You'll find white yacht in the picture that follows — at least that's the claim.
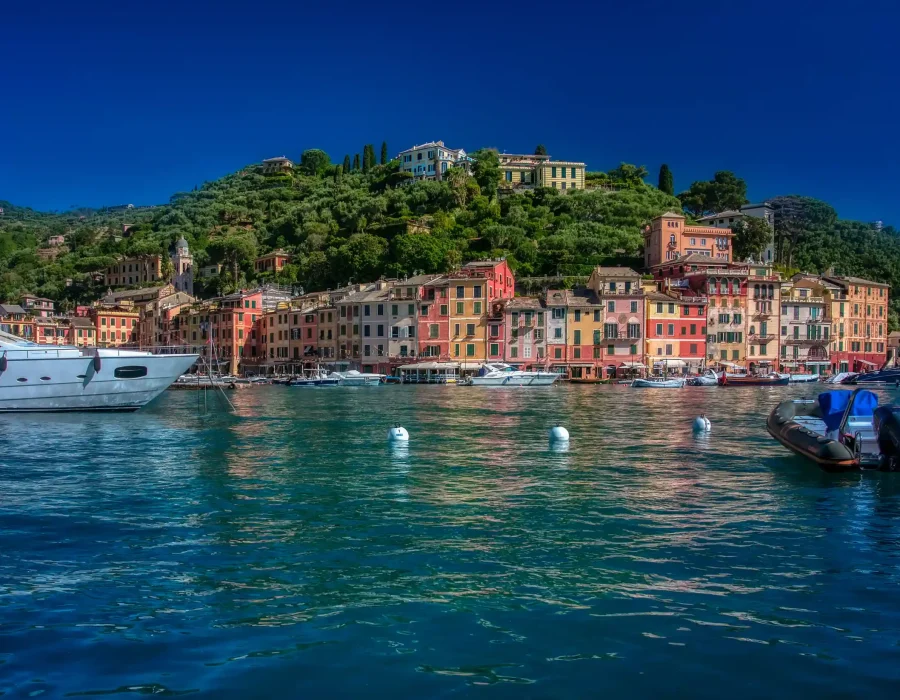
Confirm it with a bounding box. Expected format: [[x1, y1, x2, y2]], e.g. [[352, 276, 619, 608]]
[[464, 363, 558, 386], [332, 369, 383, 386], [0, 330, 198, 412]]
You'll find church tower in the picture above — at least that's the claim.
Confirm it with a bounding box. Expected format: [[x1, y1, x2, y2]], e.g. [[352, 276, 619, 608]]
[[172, 236, 194, 295]]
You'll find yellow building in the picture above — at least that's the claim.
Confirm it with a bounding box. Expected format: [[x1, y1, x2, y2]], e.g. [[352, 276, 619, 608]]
[[498, 153, 586, 193], [746, 265, 781, 371], [448, 276, 489, 361]]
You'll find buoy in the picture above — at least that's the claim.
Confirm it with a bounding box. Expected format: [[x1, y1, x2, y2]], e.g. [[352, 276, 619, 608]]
[[693, 415, 711, 432], [549, 426, 570, 442], [388, 425, 409, 442]]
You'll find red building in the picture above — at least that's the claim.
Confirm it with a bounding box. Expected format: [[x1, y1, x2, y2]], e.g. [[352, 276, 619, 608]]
[[644, 291, 707, 372], [417, 277, 451, 358]]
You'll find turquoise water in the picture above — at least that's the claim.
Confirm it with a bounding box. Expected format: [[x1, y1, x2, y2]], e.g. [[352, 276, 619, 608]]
[[2, 385, 900, 698]]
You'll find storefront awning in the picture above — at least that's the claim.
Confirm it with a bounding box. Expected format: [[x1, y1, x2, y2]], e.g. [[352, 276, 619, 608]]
[[805, 361, 831, 365], [619, 361, 645, 368], [654, 359, 686, 368], [858, 359, 877, 366]]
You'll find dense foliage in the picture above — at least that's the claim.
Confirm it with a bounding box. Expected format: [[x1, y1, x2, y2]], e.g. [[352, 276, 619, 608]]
[[1, 153, 897, 329]]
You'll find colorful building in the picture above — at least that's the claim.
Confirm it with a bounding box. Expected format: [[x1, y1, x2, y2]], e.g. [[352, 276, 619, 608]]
[[21, 295, 56, 317], [446, 260, 515, 362], [102, 255, 163, 287], [502, 297, 546, 367], [587, 267, 645, 378], [778, 276, 835, 375], [747, 265, 781, 372], [497, 152, 586, 193], [93, 302, 140, 348], [644, 292, 706, 373], [643, 213, 733, 268], [545, 289, 569, 373], [822, 275, 890, 373], [397, 141, 467, 181], [254, 250, 290, 274]]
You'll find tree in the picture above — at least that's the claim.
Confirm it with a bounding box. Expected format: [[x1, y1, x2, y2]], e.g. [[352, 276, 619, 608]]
[[444, 167, 471, 208], [362, 144, 376, 172], [534, 144, 547, 156], [342, 155, 351, 173], [470, 149, 502, 197], [209, 232, 258, 289], [658, 164, 674, 196], [299, 149, 331, 177], [677, 171, 748, 216], [380, 141, 388, 165], [333, 165, 343, 185], [731, 216, 772, 262], [352, 153, 360, 171], [608, 163, 648, 187], [770, 195, 837, 267]]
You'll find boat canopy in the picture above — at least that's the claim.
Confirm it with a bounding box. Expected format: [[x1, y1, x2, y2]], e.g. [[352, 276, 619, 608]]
[[819, 390, 878, 431]]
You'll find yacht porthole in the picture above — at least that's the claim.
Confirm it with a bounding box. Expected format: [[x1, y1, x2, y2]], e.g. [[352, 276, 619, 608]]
[[40, 377, 51, 381], [16, 378, 27, 382]]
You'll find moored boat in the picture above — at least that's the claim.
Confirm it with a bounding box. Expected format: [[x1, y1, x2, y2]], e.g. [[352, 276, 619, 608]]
[[718, 373, 789, 386], [847, 368, 900, 385], [766, 389, 899, 471], [332, 369, 383, 386], [688, 370, 719, 386], [463, 363, 558, 386], [631, 376, 685, 388], [0, 330, 197, 412]]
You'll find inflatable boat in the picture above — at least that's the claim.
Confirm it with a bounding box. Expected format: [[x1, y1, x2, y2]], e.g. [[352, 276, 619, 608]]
[[767, 389, 900, 471]]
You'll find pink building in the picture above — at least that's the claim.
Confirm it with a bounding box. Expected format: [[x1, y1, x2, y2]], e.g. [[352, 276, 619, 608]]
[[643, 212, 733, 269], [417, 277, 451, 358], [501, 297, 546, 367]]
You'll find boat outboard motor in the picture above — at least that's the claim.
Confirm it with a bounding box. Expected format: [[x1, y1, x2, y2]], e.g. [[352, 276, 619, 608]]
[[874, 406, 900, 471]]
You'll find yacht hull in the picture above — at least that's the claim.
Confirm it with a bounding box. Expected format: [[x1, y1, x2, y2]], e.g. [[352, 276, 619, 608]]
[[0, 353, 197, 412], [467, 374, 558, 386]]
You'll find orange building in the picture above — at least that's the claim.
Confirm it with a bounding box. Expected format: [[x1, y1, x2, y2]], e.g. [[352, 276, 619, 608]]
[[93, 303, 140, 347], [643, 212, 733, 269], [254, 250, 290, 274], [822, 275, 890, 373]]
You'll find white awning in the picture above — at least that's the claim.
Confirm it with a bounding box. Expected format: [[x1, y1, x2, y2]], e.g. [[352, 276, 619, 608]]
[[858, 359, 877, 366], [715, 361, 744, 369], [398, 361, 459, 371], [619, 361, 645, 368], [654, 359, 686, 368], [805, 361, 831, 366]]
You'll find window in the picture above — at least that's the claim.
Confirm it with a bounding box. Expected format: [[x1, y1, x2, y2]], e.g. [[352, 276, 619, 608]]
[[377, 325, 384, 337], [607, 344, 614, 355], [607, 301, 615, 312], [656, 303, 663, 314], [466, 344, 475, 357], [627, 324, 640, 339], [667, 323, 674, 336], [593, 310, 601, 322], [604, 323, 617, 339], [440, 305, 448, 316], [574, 310, 581, 322], [473, 286, 482, 299], [631, 301, 638, 313], [554, 328, 562, 339], [656, 323, 663, 335], [113, 366, 148, 379], [593, 330, 601, 344], [454, 323, 460, 337], [408, 304, 415, 315], [456, 302, 464, 314], [574, 330, 581, 344], [490, 343, 499, 356], [473, 302, 482, 314], [429, 324, 439, 338], [466, 323, 475, 336], [665, 344, 673, 356], [456, 285, 465, 298], [551, 166, 557, 177], [552, 308, 565, 319], [573, 347, 580, 359], [363, 325, 371, 337], [421, 305, 429, 316]]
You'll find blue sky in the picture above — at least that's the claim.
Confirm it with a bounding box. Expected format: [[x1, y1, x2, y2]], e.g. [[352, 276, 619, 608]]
[[1, 0, 897, 224]]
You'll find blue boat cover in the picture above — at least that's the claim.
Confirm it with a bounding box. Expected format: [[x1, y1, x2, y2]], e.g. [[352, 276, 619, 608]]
[[819, 390, 878, 431]]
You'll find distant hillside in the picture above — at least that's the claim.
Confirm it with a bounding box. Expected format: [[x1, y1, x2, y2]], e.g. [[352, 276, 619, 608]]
[[1, 152, 897, 329]]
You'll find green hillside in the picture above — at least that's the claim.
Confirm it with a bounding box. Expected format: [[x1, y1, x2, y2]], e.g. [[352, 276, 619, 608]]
[[1, 150, 898, 329]]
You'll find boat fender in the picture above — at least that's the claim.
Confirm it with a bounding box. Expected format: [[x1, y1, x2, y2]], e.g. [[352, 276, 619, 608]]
[[693, 415, 711, 432], [0, 351, 6, 372], [549, 426, 570, 442], [388, 425, 409, 442], [93, 352, 101, 373]]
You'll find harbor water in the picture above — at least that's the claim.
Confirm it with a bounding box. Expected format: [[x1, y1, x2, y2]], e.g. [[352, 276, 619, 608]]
[[2, 385, 900, 697]]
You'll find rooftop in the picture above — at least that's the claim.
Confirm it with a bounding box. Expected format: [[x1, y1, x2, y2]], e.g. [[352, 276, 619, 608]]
[[506, 297, 544, 310], [822, 275, 891, 289], [592, 266, 641, 278], [0, 304, 27, 315], [262, 156, 293, 163], [697, 210, 743, 221], [658, 211, 686, 219], [565, 288, 603, 307]]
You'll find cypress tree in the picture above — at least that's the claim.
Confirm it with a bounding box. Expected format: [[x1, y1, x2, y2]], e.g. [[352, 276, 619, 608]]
[[333, 165, 342, 185], [534, 144, 547, 156], [380, 141, 388, 165], [342, 154, 351, 173], [352, 153, 360, 171], [362, 145, 370, 172], [658, 164, 674, 196]]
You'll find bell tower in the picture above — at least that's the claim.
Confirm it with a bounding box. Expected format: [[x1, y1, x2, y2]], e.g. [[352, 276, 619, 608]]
[[172, 236, 194, 295]]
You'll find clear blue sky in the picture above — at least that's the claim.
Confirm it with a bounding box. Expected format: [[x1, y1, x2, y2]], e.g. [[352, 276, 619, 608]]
[[2, 0, 897, 224]]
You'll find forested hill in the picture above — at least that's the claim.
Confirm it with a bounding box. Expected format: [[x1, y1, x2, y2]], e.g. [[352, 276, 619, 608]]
[[1, 150, 898, 328]]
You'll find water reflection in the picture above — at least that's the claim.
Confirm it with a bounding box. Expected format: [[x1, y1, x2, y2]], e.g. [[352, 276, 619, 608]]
[[2, 384, 900, 698]]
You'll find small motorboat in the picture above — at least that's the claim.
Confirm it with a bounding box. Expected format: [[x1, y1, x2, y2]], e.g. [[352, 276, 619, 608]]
[[289, 367, 340, 386], [847, 368, 900, 386], [333, 370, 383, 386], [631, 376, 685, 388], [767, 389, 900, 471], [789, 374, 820, 384], [688, 370, 719, 386], [718, 373, 789, 386], [825, 372, 858, 385]]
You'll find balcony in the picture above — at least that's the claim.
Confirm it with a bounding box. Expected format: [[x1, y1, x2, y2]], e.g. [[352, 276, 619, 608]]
[[594, 331, 641, 341], [790, 296, 825, 304], [783, 338, 829, 346], [749, 333, 777, 342], [752, 311, 773, 320]]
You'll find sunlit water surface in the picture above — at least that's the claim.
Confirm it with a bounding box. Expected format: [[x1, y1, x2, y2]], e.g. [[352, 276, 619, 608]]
[[2, 385, 900, 698]]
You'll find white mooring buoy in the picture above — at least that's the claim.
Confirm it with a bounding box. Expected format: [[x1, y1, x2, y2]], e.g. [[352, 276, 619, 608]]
[[693, 415, 711, 433], [388, 425, 409, 442], [549, 426, 570, 442]]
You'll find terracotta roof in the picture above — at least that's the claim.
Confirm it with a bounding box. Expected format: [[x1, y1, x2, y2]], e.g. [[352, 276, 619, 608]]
[[822, 275, 891, 289], [506, 297, 544, 310], [645, 291, 687, 303], [403, 274, 443, 285], [546, 289, 567, 305], [658, 211, 686, 219], [70, 316, 94, 328], [462, 259, 505, 269], [591, 266, 640, 278], [565, 288, 603, 307], [0, 304, 26, 315]]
